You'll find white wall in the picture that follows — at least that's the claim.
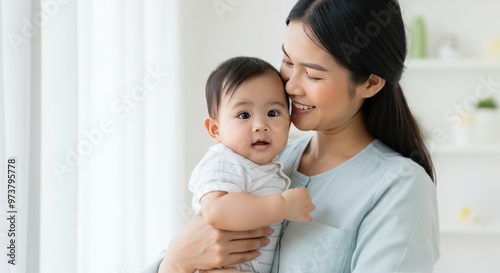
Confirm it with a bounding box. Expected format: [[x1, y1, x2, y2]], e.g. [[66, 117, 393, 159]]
[[401, 0, 500, 134], [401, 0, 500, 58], [400, 1, 500, 273]]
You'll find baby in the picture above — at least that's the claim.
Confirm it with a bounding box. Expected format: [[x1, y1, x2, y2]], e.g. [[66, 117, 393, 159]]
[[189, 56, 314, 272]]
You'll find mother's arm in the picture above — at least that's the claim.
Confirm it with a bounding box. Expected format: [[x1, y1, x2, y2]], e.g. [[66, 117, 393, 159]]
[[143, 212, 272, 273]]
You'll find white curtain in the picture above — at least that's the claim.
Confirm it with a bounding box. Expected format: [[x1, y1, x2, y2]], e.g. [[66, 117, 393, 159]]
[[0, 0, 189, 272], [1, 0, 41, 273], [74, 0, 184, 272]]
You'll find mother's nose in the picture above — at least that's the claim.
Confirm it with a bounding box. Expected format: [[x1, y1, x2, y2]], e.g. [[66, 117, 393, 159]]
[[284, 71, 303, 96]]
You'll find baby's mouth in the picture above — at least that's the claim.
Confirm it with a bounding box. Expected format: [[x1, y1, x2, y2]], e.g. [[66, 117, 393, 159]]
[[252, 140, 269, 146]]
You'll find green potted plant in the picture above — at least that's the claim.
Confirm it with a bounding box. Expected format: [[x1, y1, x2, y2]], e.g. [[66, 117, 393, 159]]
[[474, 97, 499, 143], [476, 97, 497, 109]]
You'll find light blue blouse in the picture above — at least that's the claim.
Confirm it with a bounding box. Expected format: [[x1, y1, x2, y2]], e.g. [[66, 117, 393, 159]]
[[271, 137, 440, 273], [141, 137, 440, 273]]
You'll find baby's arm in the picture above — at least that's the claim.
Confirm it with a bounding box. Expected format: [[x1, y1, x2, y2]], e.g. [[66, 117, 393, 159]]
[[201, 188, 314, 231]]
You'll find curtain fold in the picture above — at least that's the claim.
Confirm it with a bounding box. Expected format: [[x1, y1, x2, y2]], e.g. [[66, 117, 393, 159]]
[[76, 0, 183, 272], [1, 0, 41, 272]]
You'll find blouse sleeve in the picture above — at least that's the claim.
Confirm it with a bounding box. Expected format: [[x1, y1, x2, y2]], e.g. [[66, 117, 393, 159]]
[[351, 162, 440, 273]]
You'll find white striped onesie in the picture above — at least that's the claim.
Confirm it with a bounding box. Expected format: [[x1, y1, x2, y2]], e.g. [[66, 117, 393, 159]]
[[189, 143, 290, 273]]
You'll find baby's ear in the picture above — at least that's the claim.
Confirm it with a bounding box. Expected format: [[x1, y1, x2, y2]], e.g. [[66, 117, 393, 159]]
[[204, 117, 221, 142]]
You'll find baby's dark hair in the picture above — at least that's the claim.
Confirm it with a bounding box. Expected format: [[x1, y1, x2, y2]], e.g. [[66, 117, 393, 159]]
[[205, 56, 285, 118]]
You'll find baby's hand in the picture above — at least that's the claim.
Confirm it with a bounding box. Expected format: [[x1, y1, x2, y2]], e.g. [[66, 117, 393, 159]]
[[281, 188, 315, 222]]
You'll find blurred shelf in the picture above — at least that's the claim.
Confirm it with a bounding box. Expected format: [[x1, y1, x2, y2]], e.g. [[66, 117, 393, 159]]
[[441, 224, 500, 235], [432, 143, 500, 155], [406, 58, 500, 70]]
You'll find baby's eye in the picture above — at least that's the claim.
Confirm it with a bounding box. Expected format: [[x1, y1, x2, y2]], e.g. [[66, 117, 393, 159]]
[[267, 110, 280, 117], [238, 112, 251, 119]]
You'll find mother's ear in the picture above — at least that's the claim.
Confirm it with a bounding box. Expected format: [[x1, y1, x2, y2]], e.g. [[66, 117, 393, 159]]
[[359, 74, 386, 98], [204, 117, 221, 142]]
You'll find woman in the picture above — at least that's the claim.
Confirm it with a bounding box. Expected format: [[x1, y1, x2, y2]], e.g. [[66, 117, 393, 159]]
[[150, 0, 440, 272]]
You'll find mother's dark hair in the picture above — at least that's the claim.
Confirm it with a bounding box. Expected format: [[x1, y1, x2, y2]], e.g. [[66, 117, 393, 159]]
[[287, 0, 435, 182]]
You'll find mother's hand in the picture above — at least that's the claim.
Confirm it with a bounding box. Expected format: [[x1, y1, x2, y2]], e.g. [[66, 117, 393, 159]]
[[158, 212, 273, 273]]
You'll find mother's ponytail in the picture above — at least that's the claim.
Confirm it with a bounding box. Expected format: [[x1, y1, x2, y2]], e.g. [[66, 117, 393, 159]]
[[363, 83, 435, 182]]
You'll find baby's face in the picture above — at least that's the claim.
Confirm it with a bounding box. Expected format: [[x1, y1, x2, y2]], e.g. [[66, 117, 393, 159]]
[[216, 71, 290, 165]]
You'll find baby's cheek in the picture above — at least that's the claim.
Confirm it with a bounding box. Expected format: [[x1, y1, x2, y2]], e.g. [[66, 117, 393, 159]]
[[272, 118, 291, 132]]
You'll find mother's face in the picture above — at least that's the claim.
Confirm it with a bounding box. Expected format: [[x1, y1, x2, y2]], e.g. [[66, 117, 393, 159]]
[[279, 22, 366, 133]]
